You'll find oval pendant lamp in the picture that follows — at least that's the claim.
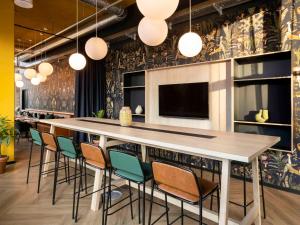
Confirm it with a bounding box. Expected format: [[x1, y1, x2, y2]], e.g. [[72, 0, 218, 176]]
[[69, 0, 86, 70], [178, 0, 202, 57], [85, 0, 108, 60]]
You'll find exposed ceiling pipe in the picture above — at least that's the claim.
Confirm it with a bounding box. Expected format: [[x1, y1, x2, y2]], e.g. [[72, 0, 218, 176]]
[[80, 0, 125, 16], [17, 0, 126, 62]]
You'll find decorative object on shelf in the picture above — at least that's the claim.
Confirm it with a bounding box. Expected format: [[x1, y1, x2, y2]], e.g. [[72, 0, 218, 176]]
[[38, 62, 53, 76], [14, 0, 33, 9], [85, 0, 108, 60], [293, 66, 300, 88], [93, 109, 105, 118], [69, 0, 86, 70], [136, 0, 179, 20], [15, 80, 24, 88], [119, 107, 132, 127], [178, 0, 202, 57], [138, 17, 168, 46], [135, 105, 143, 115], [0, 116, 14, 174], [255, 109, 269, 123], [24, 68, 37, 79]]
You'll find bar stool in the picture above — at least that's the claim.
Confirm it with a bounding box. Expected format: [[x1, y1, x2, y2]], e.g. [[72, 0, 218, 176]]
[[74, 143, 110, 223], [55, 136, 82, 219], [149, 161, 220, 225], [106, 149, 153, 225]]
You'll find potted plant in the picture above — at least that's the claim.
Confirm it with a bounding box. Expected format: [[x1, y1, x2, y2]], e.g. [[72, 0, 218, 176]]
[[0, 116, 14, 174]]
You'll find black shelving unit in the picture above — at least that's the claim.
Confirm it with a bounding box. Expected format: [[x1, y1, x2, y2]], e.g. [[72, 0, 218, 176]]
[[233, 51, 292, 152], [123, 70, 145, 122]]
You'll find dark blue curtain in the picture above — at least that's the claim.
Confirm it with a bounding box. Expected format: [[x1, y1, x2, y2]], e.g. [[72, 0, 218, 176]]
[[74, 41, 106, 142]]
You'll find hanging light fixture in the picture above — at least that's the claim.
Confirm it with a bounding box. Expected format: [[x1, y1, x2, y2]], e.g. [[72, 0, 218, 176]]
[[24, 68, 37, 79], [136, 0, 179, 20], [37, 73, 47, 82], [178, 0, 202, 57], [38, 62, 53, 76], [69, 0, 86, 70], [85, 0, 108, 60], [138, 17, 168, 46], [16, 80, 24, 88], [31, 76, 41, 86], [14, 0, 33, 9], [15, 73, 22, 82]]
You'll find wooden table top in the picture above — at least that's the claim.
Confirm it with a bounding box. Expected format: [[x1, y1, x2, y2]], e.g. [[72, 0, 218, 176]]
[[40, 117, 280, 163]]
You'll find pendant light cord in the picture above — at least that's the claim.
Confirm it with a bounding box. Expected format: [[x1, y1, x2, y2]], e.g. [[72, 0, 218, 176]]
[[96, 0, 98, 37], [189, 0, 192, 32], [76, 0, 79, 53]]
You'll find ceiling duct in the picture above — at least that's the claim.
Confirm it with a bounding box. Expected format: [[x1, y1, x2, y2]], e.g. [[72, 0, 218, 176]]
[[17, 0, 126, 63], [80, 0, 125, 17]]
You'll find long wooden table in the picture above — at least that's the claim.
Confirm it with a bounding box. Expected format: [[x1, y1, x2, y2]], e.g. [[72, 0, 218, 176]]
[[40, 117, 280, 225]]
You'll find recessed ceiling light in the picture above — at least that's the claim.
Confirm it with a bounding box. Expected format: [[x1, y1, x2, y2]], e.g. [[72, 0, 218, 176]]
[[43, 27, 48, 31], [14, 0, 33, 9]]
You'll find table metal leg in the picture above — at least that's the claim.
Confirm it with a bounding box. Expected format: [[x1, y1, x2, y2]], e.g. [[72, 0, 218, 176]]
[[252, 157, 262, 225], [43, 125, 55, 178], [91, 135, 107, 211], [141, 145, 147, 162], [219, 159, 231, 225]]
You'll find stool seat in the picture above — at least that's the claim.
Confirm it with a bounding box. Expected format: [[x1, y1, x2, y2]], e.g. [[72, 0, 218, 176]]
[[158, 178, 218, 203], [115, 162, 152, 183]]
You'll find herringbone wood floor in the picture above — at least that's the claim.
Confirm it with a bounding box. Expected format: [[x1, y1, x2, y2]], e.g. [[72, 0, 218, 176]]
[[0, 139, 300, 225]]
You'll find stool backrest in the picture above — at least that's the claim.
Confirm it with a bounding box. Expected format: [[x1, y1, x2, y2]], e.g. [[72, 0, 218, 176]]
[[30, 128, 42, 146], [57, 136, 78, 158], [152, 161, 200, 198], [109, 150, 144, 178], [81, 143, 106, 167], [41, 132, 57, 151]]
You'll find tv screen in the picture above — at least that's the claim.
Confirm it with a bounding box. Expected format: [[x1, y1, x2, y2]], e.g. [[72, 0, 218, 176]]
[[159, 82, 209, 118]]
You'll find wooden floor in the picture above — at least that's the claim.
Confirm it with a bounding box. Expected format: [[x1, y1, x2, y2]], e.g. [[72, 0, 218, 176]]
[[0, 139, 300, 225]]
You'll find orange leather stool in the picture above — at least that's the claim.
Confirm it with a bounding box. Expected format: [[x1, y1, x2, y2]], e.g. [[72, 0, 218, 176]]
[[149, 161, 220, 225]]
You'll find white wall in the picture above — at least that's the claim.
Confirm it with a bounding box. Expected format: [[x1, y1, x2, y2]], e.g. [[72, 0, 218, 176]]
[[145, 60, 232, 131]]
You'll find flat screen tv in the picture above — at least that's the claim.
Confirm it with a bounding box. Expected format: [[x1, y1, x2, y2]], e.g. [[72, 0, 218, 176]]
[[159, 82, 209, 119]]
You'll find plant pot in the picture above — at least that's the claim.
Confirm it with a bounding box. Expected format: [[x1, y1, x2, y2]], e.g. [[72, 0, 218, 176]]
[[0, 155, 8, 174]]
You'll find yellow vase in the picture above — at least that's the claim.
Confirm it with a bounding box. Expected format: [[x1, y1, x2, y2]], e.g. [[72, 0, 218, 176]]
[[262, 109, 269, 122], [255, 109, 266, 123], [119, 107, 132, 127]]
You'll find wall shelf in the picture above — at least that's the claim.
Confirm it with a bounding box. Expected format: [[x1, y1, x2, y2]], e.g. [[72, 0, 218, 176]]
[[132, 114, 145, 117], [234, 76, 291, 82], [234, 120, 291, 127], [123, 86, 145, 89]]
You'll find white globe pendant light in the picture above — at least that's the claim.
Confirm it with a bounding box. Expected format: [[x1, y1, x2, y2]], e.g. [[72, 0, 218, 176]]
[[69, 53, 87, 70], [38, 62, 53, 76], [69, 0, 86, 70], [16, 80, 24, 88], [15, 73, 22, 81], [136, 0, 179, 20], [37, 73, 47, 82], [178, 0, 202, 57], [178, 32, 203, 57], [31, 76, 41, 86], [14, 0, 33, 9], [24, 68, 37, 79], [85, 0, 108, 60], [138, 17, 168, 46]]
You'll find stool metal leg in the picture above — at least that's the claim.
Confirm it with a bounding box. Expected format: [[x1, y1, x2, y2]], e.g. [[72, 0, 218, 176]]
[[101, 169, 107, 225], [63, 155, 68, 183], [199, 199, 203, 225], [52, 151, 60, 205], [72, 158, 78, 219], [67, 158, 70, 184], [181, 200, 184, 225], [259, 160, 266, 218], [243, 164, 247, 216], [84, 161, 88, 194], [75, 158, 83, 222], [128, 180, 134, 220], [104, 169, 112, 225], [165, 194, 169, 225], [37, 145, 44, 193], [138, 184, 141, 224], [143, 183, 146, 225], [26, 141, 34, 183]]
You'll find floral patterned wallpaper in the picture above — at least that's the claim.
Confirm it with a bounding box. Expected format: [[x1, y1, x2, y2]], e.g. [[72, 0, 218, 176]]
[[106, 0, 300, 193]]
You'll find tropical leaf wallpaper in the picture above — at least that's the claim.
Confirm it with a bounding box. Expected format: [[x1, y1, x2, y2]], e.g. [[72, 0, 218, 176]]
[[106, 0, 300, 192]]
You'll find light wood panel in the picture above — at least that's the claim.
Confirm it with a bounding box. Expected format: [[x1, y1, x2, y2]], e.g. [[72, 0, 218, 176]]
[[0, 141, 300, 225], [145, 60, 231, 131]]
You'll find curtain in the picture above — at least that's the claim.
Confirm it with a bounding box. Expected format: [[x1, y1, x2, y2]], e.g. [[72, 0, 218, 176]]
[[74, 41, 106, 142]]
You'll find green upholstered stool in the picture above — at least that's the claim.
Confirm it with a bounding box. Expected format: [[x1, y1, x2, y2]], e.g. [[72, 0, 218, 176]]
[[105, 150, 153, 225], [56, 136, 82, 220]]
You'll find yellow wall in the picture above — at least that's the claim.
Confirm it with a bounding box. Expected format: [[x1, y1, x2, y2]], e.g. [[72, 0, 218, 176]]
[[0, 0, 15, 161]]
